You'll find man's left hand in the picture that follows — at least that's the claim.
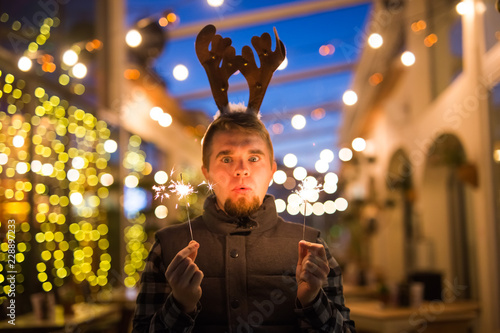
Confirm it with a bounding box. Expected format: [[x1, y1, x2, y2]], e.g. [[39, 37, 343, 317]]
[[296, 240, 330, 307]]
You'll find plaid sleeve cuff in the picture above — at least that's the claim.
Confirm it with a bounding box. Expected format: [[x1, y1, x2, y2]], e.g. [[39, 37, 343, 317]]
[[160, 294, 201, 332], [294, 289, 332, 328]]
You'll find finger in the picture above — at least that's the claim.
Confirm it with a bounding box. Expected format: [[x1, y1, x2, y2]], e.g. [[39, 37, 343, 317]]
[[298, 240, 309, 264], [303, 260, 329, 280], [166, 242, 199, 277], [166, 257, 191, 283], [303, 243, 327, 259], [187, 240, 199, 261], [305, 254, 330, 275], [191, 269, 204, 286], [179, 260, 199, 287]]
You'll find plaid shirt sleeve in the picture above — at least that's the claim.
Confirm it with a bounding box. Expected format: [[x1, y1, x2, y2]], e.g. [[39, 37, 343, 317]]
[[294, 238, 356, 333], [132, 240, 201, 333]]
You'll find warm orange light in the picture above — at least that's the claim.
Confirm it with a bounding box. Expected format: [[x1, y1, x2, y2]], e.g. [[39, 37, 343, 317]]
[[319, 44, 335, 56], [124, 69, 140, 80], [167, 13, 177, 23], [42, 62, 56, 72], [424, 33, 438, 47], [411, 20, 427, 32], [92, 39, 102, 49], [311, 108, 326, 120], [159, 17, 169, 27], [369, 72, 383, 86]]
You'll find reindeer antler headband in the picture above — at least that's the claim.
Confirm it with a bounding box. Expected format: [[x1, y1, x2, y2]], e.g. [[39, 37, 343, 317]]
[[195, 24, 286, 116]]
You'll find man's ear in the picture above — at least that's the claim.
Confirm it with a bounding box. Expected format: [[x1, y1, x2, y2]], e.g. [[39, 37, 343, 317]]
[[272, 160, 277, 174], [201, 165, 209, 180]]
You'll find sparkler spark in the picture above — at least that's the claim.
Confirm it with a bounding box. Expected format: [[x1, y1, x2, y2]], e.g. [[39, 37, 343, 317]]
[[152, 169, 215, 242], [295, 177, 323, 239], [152, 185, 170, 201], [198, 180, 216, 194], [169, 174, 196, 240]]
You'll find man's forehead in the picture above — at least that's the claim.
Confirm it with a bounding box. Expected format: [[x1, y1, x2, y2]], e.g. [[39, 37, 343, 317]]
[[212, 131, 269, 152]]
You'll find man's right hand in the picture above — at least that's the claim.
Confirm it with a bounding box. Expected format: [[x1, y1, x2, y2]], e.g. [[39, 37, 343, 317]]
[[165, 240, 204, 313]]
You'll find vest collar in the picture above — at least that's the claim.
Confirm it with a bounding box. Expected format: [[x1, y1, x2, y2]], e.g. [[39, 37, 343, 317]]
[[202, 194, 279, 235]]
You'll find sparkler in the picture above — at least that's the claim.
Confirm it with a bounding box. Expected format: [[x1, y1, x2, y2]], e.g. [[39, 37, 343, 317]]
[[169, 173, 196, 240], [295, 177, 322, 239]]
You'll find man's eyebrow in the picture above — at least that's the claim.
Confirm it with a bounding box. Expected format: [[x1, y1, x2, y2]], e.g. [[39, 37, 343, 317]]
[[215, 149, 265, 158], [249, 149, 265, 155], [215, 150, 232, 158]]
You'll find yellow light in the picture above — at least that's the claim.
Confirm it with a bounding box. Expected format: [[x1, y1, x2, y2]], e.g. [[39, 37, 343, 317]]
[[41, 250, 51, 261], [368, 33, 383, 49], [335, 197, 348, 211], [338, 148, 353, 162], [42, 282, 52, 292], [126, 29, 142, 47], [173, 64, 189, 81], [155, 205, 168, 219], [37, 263, 47, 272], [72, 63, 87, 79], [13, 135, 24, 147], [41, 163, 54, 176], [324, 200, 336, 214], [124, 175, 139, 188], [154, 171, 169, 184], [352, 137, 367, 151], [0, 153, 8, 165], [149, 107, 163, 121], [207, 0, 224, 7], [401, 51, 416, 67], [343, 90, 358, 106], [291, 114, 306, 130], [283, 153, 297, 168], [293, 166, 307, 181], [72, 156, 85, 169], [69, 192, 83, 205], [320, 149, 334, 162], [315, 160, 329, 173], [456, 1, 473, 15], [62, 49, 78, 66], [38, 272, 48, 282], [97, 224, 109, 235], [104, 139, 117, 153], [18, 56, 32, 72], [273, 170, 287, 184], [16, 162, 28, 174]]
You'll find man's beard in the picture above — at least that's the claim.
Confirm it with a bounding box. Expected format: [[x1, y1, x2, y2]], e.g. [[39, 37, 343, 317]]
[[223, 196, 261, 218]]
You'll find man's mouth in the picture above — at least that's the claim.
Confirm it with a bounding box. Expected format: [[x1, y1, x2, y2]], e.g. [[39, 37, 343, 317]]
[[232, 185, 252, 193]]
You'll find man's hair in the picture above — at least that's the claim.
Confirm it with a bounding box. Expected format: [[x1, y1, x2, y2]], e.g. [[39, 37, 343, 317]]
[[201, 112, 274, 170]]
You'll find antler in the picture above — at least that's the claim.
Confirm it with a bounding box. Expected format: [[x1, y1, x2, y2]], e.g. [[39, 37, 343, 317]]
[[195, 25, 238, 113], [236, 27, 286, 114]]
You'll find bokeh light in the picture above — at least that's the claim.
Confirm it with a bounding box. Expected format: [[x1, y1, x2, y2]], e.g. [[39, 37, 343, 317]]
[[291, 114, 306, 130]]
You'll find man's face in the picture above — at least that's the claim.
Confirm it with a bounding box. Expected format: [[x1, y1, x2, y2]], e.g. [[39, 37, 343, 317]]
[[202, 129, 277, 217]]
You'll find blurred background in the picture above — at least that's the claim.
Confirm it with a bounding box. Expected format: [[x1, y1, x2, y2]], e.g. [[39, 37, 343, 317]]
[[0, 0, 499, 332]]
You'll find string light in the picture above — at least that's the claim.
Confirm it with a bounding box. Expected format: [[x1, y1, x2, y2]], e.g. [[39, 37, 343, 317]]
[[343, 90, 358, 106], [126, 29, 142, 47], [173, 64, 189, 81]]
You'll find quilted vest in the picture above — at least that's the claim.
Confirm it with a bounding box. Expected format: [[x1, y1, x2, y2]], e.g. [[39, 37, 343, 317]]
[[156, 195, 320, 333]]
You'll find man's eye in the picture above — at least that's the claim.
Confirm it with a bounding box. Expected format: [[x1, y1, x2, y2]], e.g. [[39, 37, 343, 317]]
[[222, 157, 232, 163], [249, 156, 260, 162]]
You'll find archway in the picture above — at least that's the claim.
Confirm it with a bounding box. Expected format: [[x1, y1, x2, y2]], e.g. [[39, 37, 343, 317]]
[[421, 133, 474, 300]]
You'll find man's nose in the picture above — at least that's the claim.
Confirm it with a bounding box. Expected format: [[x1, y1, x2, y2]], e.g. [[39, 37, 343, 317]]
[[234, 160, 249, 177]]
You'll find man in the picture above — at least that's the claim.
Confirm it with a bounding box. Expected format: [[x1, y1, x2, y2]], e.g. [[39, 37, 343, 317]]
[[132, 111, 355, 332]]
